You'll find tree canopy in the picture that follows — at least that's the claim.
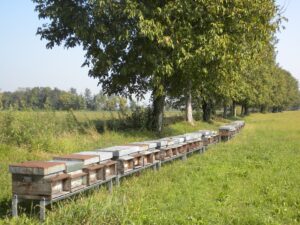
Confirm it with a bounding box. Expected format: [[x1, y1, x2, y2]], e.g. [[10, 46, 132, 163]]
[[32, 0, 300, 131]]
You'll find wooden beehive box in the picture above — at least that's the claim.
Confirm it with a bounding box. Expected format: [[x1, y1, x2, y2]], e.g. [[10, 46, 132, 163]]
[[152, 149, 161, 162], [143, 151, 154, 165], [159, 147, 173, 161], [64, 170, 87, 192], [186, 140, 196, 152], [219, 125, 236, 140], [83, 164, 105, 185], [177, 144, 187, 154], [117, 155, 134, 174], [103, 160, 117, 180], [170, 145, 180, 157], [51, 159, 88, 192], [131, 153, 144, 169], [9, 161, 69, 199]]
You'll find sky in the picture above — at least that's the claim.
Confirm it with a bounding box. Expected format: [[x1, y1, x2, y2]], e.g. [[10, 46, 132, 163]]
[[0, 0, 299, 96]]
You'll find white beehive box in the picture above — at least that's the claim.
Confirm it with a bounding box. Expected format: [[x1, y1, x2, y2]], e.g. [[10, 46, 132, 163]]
[[53, 154, 99, 166], [76, 151, 113, 162], [100, 146, 140, 157]]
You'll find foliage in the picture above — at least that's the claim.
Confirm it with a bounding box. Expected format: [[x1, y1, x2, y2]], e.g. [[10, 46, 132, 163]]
[[0, 87, 128, 111]]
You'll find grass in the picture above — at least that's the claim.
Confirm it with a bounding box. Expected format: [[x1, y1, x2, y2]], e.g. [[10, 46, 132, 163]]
[[0, 111, 300, 224]]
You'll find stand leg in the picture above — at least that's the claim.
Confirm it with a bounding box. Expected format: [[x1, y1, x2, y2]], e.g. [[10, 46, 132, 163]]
[[108, 179, 113, 193], [12, 195, 18, 217], [40, 197, 46, 221], [182, 154, 187, 161], [152, 164, 157, 171], [115, 175, 120, 187], [157, 161, 161, 170]]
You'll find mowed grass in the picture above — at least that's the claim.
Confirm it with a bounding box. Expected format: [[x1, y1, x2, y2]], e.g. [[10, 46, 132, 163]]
[[1, 111, 300, 224]]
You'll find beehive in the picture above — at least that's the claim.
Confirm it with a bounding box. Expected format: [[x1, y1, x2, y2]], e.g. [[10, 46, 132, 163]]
[[178, 143, 187, 154], [117, 155, 134, 174], [159, 147, 173, 161], [9, 161, 68, 199], [219, 125, 236, 140], [170, 145, 180, 156], [83, 164, 105, 185], [131, 153, 144, 169], [142, 151, 154, 165], [103, 160, 117, 180], [152, 149, 161, 162], [64, 170, 87, 192]]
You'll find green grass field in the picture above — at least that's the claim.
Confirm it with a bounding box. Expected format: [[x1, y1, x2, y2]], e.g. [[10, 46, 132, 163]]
[[0, 111, 299, 224]]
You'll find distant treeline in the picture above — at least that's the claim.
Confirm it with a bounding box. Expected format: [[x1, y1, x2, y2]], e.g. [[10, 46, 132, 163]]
[[0, 87, 132, 111]]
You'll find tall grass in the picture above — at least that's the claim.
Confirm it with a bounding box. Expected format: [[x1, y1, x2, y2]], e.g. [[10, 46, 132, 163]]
[[1, 111, 299, 224]]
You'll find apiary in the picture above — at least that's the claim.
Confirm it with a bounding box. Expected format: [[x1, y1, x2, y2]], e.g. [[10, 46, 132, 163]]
[[131, 153, 144, 169], [178, 143, 187, 154], [103, 160, 117, 180], [170, 145, 180, 156], [53, 154, 99, 166], [219, 125, 236, 140], [9, 161, 69, 199], [64, 170, 87, 192], [143, 151, 155, 165], [152, 149, 161, 162], [159, 147, 173, 161], [50, 159, 88, 192], [211, 131, 220, 143], [100, 145, 140, 158], [230, 121, 245, 133], [82, 164, 105, 185], [117, 155, 134, 174]]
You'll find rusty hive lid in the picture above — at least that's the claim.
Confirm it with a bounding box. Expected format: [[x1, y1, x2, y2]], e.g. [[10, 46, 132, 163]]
[[9, 161, 65, 175]]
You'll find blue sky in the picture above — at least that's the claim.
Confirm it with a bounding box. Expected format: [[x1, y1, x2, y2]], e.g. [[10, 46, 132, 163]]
[[0, 0, 299, 95]]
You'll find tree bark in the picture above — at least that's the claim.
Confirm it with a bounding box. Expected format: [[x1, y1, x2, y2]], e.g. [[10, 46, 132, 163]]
[[202, 100, 212, 122], [223, 105, 228, 118], [241, 105, 245, 116], [185, 81, 194, 124], [152, 90, 165, 133], [231, 101, 236, 117], [244, 104, 249, 115]]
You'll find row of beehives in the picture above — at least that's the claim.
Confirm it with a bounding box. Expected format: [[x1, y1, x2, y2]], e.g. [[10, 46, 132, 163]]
[[9, 121, 244, 201], [219, 120, 245, 140]]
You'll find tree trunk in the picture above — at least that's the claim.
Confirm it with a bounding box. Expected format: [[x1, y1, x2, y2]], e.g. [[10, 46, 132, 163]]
[[241, 105, 245, 116], [223, 105, 228, 118], [260, 105, 266, 113], [231, 101, 236, 117], [202, 101, 212, 122], [244, 104, 249, 115], [152, 90, 165, 133], [185, 81, 194, 124]]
